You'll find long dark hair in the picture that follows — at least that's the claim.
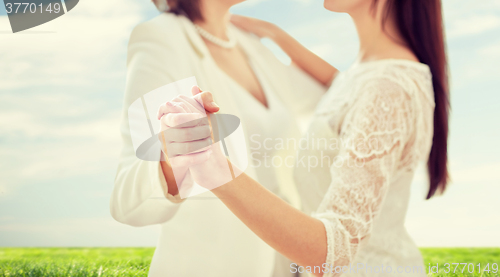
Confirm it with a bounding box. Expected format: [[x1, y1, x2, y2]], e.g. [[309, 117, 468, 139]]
[[378, 0, 450, 199]]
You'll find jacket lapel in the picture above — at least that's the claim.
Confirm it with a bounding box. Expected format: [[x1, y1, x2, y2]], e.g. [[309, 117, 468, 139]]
[[176, 16, 259, 180], [233, 27, 294, 110]]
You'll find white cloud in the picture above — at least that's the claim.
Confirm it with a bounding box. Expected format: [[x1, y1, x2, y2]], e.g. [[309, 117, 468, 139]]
[[407, 178, 500, 247], [0, 185, 10, 197], [479, 40, 500, 57], [0, 217, 160, 246], [451, 162, 500, 184], [0, 0, 159, 248], [447, 14, 500, 39], [0, 0, 143, 90], [292, 0, 313, 5], [0, 0, 146, 196], [287, 15, 358, 69]]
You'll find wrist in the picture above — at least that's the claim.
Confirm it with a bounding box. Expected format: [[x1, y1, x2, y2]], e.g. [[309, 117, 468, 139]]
[[210, 161, 244, 198], [211, 174, 237, 198]]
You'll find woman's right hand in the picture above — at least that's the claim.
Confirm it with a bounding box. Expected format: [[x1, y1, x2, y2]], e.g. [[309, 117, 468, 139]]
[[157, 90, 216, 169], [230, 15, 279, 39], [157, 86, 220, 196], [158, 88, 241, 193]]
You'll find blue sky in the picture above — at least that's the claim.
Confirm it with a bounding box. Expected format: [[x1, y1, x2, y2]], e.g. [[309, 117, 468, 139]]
[[0, 0, 499, 247]]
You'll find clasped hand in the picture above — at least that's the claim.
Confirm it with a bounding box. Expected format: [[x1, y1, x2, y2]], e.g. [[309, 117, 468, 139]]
[[157, 86, 235, 194]]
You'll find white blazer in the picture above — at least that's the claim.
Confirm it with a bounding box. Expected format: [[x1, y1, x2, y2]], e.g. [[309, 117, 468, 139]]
[[110, 13, 325, 277]]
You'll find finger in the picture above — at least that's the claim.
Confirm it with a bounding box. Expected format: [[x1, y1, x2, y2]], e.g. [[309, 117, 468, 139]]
[[191, 85, 202, 96], [230, 15, 256, 31], [230, 14, 249, 26], [167, 137, 213, 157], [163, 113, 206, 127], [193, 91, 220, 113], [177, 94, 205, 113], [169, 149, 212, 168], [162, 125, 211, 142], [171, 96, 201, 112], [157, 101, 187, 120]]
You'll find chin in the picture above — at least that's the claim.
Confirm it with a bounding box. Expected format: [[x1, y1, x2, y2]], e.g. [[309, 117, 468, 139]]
[[323, 0, 339, 12], [229, 0, 246, 6]]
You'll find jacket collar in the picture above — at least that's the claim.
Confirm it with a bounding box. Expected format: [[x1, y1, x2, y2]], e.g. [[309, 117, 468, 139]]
[[177, 15, 210, 59]]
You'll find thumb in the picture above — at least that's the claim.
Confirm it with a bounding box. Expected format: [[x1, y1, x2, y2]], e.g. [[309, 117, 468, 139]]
[[194, 91, 219, 113], [191, 85, 202, 96]]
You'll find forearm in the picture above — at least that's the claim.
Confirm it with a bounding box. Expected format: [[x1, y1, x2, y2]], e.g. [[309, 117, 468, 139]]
[[271, 26, 338, 86], [212, 173, 327, 274]]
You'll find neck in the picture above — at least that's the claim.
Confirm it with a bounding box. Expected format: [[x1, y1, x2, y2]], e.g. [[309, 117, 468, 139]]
[[350, 1, 404, 62], [194, 1, 231, 40]]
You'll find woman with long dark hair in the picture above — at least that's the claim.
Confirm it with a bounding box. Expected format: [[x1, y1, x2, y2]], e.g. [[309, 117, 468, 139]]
[[159, 0, 450, 275]]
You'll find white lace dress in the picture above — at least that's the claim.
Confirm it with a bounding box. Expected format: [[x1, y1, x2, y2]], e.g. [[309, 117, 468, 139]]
[[294, 59, 435, 277]]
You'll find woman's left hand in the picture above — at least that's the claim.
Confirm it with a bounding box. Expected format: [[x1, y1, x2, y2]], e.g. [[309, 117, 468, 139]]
[[230, 14, 279, 39]]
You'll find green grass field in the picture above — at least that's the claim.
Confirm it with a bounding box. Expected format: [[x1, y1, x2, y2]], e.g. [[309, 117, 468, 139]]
[[0, 248, 498, 276]]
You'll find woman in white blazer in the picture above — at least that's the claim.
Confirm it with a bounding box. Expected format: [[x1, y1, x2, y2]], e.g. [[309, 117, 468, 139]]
[[110, 0, 326, 276]]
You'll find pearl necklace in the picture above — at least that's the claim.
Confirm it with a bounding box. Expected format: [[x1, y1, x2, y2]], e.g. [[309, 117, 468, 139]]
[[194, 24, 237, 49]]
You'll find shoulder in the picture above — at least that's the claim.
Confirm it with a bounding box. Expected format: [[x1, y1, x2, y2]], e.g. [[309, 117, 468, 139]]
[[129, 13, 184, 44], [342, 73, 416, 147], [348, 67, 417, 124], [127, 13, 189, 63], [357, 76, 411, 106], [352, 60, 432, 101]]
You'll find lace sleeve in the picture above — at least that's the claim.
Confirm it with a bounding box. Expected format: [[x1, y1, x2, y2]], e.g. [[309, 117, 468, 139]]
[[313, 78, 416, 276]]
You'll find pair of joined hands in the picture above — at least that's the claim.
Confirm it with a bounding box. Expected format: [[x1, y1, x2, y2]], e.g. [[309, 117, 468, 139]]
[[156, 86, 235, 195]]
